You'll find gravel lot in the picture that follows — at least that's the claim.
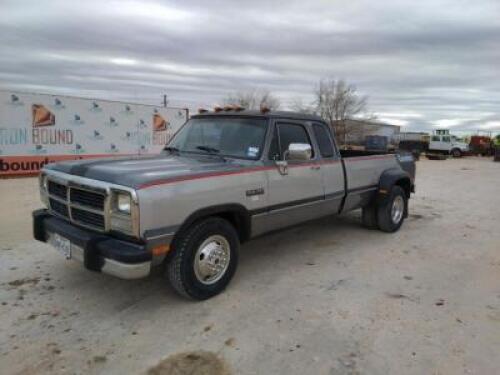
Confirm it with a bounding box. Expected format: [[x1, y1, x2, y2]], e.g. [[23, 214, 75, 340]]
[[0, 157, 499, 375]]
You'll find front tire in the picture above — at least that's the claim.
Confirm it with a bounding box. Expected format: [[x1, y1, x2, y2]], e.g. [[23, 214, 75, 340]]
[[376, 186, 407, 233], [451, 148, 462, 158], [167, 217, 239, 300]]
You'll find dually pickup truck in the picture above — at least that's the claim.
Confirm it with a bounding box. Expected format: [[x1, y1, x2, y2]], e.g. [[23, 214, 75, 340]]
[[33, 109, 416, 300]]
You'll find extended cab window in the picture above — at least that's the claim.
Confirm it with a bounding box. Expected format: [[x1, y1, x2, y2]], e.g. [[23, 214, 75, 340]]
[[269, 123, 314, 160], [312, 123, 334, 157], [431, 136, 440, 142]]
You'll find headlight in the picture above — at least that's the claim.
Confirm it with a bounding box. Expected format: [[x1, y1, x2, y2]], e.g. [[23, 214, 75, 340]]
[[110, 190, 139, 237], [115, 193, 131, 215], [39, 174, 48, 191]]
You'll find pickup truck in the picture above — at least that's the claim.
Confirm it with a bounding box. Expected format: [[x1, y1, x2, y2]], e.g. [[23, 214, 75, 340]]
[[33, 109, 416, 300]]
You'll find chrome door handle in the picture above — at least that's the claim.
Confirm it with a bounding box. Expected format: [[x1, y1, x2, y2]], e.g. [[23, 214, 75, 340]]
[[310, 165, 321, 170]]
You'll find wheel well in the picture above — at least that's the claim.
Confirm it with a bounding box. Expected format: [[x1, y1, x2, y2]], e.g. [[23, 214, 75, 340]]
[[174, 205, 251, 245], [395, 178, 411, 198], [214, 211, 250, 242]]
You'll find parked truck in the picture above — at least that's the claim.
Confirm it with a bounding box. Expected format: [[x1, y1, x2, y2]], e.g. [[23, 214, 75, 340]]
[[428, 129, 469, 157], [33, 109, 416, 300]]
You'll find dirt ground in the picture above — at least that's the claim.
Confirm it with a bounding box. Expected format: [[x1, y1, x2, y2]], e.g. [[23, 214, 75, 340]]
[[0, 157, 499, 375]]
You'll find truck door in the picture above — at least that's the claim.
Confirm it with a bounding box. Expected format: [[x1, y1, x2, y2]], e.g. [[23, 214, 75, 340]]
[[252, 121, 325, 234], [311, 122, 345, 213]]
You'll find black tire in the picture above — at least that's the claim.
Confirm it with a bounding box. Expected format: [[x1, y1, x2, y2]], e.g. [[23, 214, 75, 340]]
[[451, 148, 462, 158], [376, 186, 407, 233], [362, 203, 378, 229], [167, 217, 239, 300]]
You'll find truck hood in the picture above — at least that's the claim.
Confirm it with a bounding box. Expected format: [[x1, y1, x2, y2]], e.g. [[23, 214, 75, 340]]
[[43, 153, 248, 189]]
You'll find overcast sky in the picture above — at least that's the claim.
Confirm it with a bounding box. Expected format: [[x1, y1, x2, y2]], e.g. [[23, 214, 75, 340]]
[[1, 0, 499, 133]]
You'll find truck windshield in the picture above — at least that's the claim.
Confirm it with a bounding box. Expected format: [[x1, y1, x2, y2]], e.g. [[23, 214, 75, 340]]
[[167, 117, 267, 160]]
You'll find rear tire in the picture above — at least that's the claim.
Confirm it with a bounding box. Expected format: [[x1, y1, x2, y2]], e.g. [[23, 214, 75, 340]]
[[377, 186, 407, 233], [167, 217, 239, 300], [362, 203, 378, 229]]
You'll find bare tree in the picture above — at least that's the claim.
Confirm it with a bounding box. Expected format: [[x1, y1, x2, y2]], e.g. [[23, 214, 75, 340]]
[[289, 97, 315, 114], [314, 79, 368, 148], [222, 89, 280, 110]]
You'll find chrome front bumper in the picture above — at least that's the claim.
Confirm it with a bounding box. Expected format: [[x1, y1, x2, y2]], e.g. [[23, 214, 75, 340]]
[[47, 232, 151, 279]]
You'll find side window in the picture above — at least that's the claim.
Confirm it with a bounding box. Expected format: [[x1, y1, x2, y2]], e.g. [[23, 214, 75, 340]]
[[431, 135, 440, 142], [442, 136, 451, 143], [312, 123, 334, 157], [277, 123, 314, 159]]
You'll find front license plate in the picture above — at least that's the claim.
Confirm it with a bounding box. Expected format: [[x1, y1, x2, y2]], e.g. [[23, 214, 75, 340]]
[[52, 233, 71, 259]]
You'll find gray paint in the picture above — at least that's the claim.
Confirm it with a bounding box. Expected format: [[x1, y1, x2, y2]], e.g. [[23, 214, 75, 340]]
[[40, 113, 413, 259]]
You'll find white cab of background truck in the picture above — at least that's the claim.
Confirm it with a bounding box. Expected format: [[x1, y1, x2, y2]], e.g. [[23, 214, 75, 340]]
[[429, 129, 469, 157]]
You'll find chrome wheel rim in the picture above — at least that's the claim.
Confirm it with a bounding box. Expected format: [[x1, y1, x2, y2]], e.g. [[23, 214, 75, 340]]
[[391, 195, 404, 224], [194, 235, 231, 285]]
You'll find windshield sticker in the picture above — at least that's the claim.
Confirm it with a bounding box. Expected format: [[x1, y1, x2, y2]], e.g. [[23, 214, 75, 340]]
[[247, 146, 259, 157]]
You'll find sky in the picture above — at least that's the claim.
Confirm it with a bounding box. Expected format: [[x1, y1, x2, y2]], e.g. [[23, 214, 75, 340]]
[[1, 0, 499, 133]]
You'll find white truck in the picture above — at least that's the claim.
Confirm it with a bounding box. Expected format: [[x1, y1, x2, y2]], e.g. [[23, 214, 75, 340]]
[[428, 129, 469, 157]]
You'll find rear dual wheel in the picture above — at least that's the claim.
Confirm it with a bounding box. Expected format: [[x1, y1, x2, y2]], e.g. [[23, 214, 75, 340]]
[[362, 185, 407, 232]]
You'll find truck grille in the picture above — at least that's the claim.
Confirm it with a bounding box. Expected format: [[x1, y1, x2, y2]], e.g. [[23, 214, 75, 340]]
[[70, 189, 105, 210], [49, 198, 69, 217], [71, 207, 105, 228], [48, 181, 67, 199], [46, 180, 107, 231]]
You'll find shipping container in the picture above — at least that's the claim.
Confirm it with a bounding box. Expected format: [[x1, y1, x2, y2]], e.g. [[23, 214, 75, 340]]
[[0, 91, 188, 176]]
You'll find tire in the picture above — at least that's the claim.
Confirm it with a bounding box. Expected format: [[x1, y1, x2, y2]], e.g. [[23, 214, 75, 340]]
[[362, 203, 378, 229], [376, 186, 407, 233], [451, 148, 462, 158], [167, 217, 239, 300]]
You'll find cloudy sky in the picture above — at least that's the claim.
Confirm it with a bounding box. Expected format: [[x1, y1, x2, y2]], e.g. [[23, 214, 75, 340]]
[[1, 0, 499, 132]]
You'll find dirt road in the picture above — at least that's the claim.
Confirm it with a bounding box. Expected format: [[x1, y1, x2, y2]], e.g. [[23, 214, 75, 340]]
[[1, 157, 499, 374]]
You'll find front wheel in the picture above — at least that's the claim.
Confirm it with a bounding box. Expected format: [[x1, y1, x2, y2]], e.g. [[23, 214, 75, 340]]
[[451, 148, 462, 158], [167, 217, 239, 300], [377, 186, 407, 233]]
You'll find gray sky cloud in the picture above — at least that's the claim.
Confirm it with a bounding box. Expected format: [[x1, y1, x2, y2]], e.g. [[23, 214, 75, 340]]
[[1, 0, 499, 133]]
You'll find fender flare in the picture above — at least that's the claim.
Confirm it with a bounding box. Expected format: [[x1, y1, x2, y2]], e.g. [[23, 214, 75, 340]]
[[175, 203, 252, 244], [376, 168, 412, 212]]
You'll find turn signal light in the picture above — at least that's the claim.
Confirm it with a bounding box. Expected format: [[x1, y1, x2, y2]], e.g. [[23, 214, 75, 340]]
[[152, 244, 170, 256]]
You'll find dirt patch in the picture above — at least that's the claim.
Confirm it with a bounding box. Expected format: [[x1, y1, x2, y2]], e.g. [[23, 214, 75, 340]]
[[146, 351, 231, 375], [7, 277, 40, 288]]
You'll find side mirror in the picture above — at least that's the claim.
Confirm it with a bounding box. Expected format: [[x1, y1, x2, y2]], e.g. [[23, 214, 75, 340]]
[[286, 143, 312, 161]]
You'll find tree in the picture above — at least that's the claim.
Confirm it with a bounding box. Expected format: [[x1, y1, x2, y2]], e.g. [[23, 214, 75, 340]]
[[222, 89, 280, 110], [314, 79, 368, 148]]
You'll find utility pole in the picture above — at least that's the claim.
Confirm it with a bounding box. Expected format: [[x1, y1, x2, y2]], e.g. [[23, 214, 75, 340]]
[[163, 94, 168, 108]]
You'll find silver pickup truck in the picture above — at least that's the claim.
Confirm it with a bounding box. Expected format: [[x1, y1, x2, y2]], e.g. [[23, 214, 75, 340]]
[[33, 110, 415, 300]]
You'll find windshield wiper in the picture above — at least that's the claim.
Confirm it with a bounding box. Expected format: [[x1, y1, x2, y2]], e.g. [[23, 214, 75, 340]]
[[164, 146, 180, 153], [196, 145, 220, 154]]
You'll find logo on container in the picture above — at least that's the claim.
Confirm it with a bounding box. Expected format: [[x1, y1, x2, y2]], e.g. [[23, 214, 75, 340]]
[[137, 119, 147, 129], [32, 104, 55, 127], [90, 101, 102, 112], [122, 104, 134, 115], [30, 144, 47, 155], [8, 94, 23, 106], [73, 143, 85, 154], [105, 116, 119, 127], [53, 98, 65, 109], [153, 111, 169, 132], [72, 114, 85, 125], [106, 143, 119, 153]]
